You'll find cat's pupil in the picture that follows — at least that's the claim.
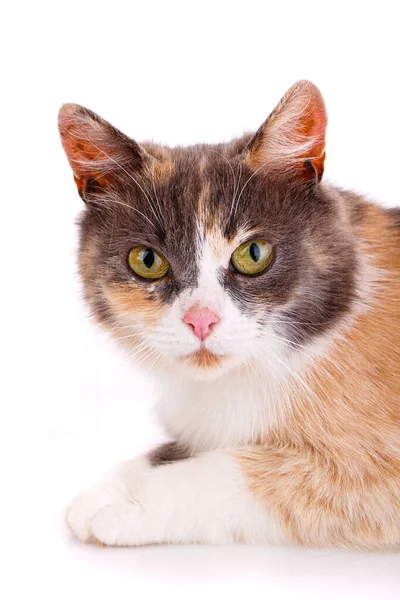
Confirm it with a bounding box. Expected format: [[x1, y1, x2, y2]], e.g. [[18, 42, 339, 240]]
[[143, 249, 155, 269], [249, 243, 260, 262]]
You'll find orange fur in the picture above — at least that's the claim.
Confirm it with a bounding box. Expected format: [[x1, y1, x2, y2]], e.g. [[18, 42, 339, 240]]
[[143, 144, 175, 185], [197, 181, 212, 229], [59, 89, 400, 551], [106, 282, 167, 323], [239, 204, 400, 550], [198, 154, 208, 175], [187, 348, 223, 369]]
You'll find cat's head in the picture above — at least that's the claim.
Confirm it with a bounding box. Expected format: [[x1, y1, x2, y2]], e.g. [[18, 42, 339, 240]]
[[59, 81, 357, 381]]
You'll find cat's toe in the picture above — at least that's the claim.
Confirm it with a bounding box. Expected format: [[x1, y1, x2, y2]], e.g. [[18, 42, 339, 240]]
[[90, 503, 144, 546], [66, 459, 150, 544], [66, 485, 125, 543]]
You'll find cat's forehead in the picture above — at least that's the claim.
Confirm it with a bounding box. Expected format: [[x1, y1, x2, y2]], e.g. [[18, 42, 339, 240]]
[[140, 140, 286, 241], [142, 141, 243, 196], [97, 138, 324, 271]]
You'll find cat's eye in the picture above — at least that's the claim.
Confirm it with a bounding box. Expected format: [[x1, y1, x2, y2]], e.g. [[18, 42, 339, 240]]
[[128, 247, 169, 280], [230, 240, 274, 275]]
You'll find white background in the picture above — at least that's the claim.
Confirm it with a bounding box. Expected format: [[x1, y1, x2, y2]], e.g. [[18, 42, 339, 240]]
[[2, 1, 400, 598]]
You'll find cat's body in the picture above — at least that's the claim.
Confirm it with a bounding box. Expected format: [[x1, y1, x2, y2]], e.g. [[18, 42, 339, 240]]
[[59, 81, 400, 550]]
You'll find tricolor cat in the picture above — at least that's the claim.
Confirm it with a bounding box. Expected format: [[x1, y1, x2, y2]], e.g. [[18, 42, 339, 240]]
[[59, 81, 400, 550]]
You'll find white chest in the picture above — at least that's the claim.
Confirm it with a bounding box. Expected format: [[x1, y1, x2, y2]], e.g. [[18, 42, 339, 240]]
[[155, 366, 289, 452]]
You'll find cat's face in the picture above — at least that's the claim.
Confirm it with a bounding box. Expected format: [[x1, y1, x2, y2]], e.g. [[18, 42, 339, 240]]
[[59, 81, 356, 380]]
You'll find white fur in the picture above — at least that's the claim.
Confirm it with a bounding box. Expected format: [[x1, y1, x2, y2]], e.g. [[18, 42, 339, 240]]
[[67, 231, 298, 545], [156, 360, 288, 453], [67, 451, 287, 546], [148, 236, 264, 364], [67, 220, 377, 546]]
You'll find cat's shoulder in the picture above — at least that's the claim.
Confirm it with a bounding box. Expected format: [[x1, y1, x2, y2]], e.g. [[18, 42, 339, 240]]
[[325, 184, 400, 236]]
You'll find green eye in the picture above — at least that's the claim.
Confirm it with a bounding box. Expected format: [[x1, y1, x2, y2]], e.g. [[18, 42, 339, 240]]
[[231, 240, 274, 275], [128, 247, 169, 280]]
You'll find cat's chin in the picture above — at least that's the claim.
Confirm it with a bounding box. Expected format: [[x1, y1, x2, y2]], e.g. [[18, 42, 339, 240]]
[[185, 348, 224, 370], [178, 348, 241, 380]]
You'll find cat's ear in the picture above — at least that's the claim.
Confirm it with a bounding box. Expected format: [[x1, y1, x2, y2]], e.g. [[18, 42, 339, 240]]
[[246, 80, 327, 182], [58, 104, 146, 200]]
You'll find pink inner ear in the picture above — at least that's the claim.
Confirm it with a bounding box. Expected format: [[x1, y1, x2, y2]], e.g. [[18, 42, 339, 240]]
[[248, 80, 327, 180], [64, 133, 111, 195], [58, 104, 128, 198], [59, 104, 108, 179], [294, 90, 327, 177], [58, 103, 146, 197]]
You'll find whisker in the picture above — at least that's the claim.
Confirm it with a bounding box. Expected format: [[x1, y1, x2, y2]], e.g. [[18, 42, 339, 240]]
[[150, 159, 165, 227], [207, 149, 237, 201], [228, 162, 243, 222], [68, 131, 161, 230], [230, 159, 271, 220], [91, 195, 156, 228]]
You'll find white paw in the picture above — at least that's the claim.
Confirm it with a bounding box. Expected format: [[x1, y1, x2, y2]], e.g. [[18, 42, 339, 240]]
[[66, 483, 125, 543], [90, 503, 144, 546], [66, 459, 148, 545]]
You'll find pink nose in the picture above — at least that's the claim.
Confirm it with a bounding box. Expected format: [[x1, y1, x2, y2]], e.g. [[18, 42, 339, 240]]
[[183, 305, 220, 341]]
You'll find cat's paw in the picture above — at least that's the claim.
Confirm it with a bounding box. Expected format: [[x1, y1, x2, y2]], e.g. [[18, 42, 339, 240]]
[[89, 503, 145, 546], [66, 483, 126, 543], [66, 459, 148, 545]]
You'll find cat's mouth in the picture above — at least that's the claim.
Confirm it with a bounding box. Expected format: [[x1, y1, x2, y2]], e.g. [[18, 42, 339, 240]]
[[185, 348, 224, 369]]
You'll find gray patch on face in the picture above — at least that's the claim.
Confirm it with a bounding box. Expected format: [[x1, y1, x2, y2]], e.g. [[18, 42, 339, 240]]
[[77, 125, 358, 349]]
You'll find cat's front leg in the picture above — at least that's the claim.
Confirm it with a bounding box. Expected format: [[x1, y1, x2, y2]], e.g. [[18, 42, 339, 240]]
[[66, 446, 287, 546], [66, 456, 149, 544]]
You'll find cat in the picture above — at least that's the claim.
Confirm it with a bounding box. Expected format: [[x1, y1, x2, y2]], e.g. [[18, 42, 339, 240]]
[[59, 80, 400, 550]]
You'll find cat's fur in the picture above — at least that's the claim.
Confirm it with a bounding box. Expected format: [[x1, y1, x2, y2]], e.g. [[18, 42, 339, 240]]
[[59, 81, 400, 550]]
